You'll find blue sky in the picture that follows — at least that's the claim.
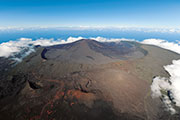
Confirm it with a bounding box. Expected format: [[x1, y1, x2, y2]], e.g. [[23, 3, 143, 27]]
[[0, 0, 180, 28]]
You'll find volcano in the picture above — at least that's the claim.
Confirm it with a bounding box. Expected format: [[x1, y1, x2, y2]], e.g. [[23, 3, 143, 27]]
[[41, 39, 146, 64], [0, 39, 180, 120]]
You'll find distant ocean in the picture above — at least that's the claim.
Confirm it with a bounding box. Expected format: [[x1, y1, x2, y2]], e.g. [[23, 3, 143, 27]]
[[0, 29, 180, 43]]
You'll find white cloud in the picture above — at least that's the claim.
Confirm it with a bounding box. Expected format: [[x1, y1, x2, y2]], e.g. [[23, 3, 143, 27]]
[[0, 38, 63, 59], [90, 36, 135, 42], [142, 39, 180, 113], [151, 77, 171, 98], [165, 60, 180, 106], [0, 40, 27, 57], [142, 39, 180, 54], [19, 38, 32, 41], [150, 76, 176, 114], [1, 26, 180, 33]]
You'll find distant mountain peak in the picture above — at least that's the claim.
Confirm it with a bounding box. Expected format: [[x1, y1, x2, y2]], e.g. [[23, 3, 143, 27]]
[[41, 39, 146, 64]]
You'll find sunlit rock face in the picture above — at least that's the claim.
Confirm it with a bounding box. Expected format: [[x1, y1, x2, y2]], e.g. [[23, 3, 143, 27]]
[[0, 39, 180, 120]]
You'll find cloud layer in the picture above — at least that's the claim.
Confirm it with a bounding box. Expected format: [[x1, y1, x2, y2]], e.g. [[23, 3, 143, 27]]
[[0, 37, 82, 59], [142, 38, 180, 114], [1, 26, 180, 33], [0, 37, 134, 59], [142, 39, 180, 54]]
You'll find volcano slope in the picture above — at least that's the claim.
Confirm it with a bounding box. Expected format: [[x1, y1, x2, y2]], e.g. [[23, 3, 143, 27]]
[[0, 39, 180, 120]]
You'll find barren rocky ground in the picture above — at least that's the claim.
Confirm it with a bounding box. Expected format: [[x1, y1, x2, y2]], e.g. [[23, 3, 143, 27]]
[[0, 39, 180, 120]]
